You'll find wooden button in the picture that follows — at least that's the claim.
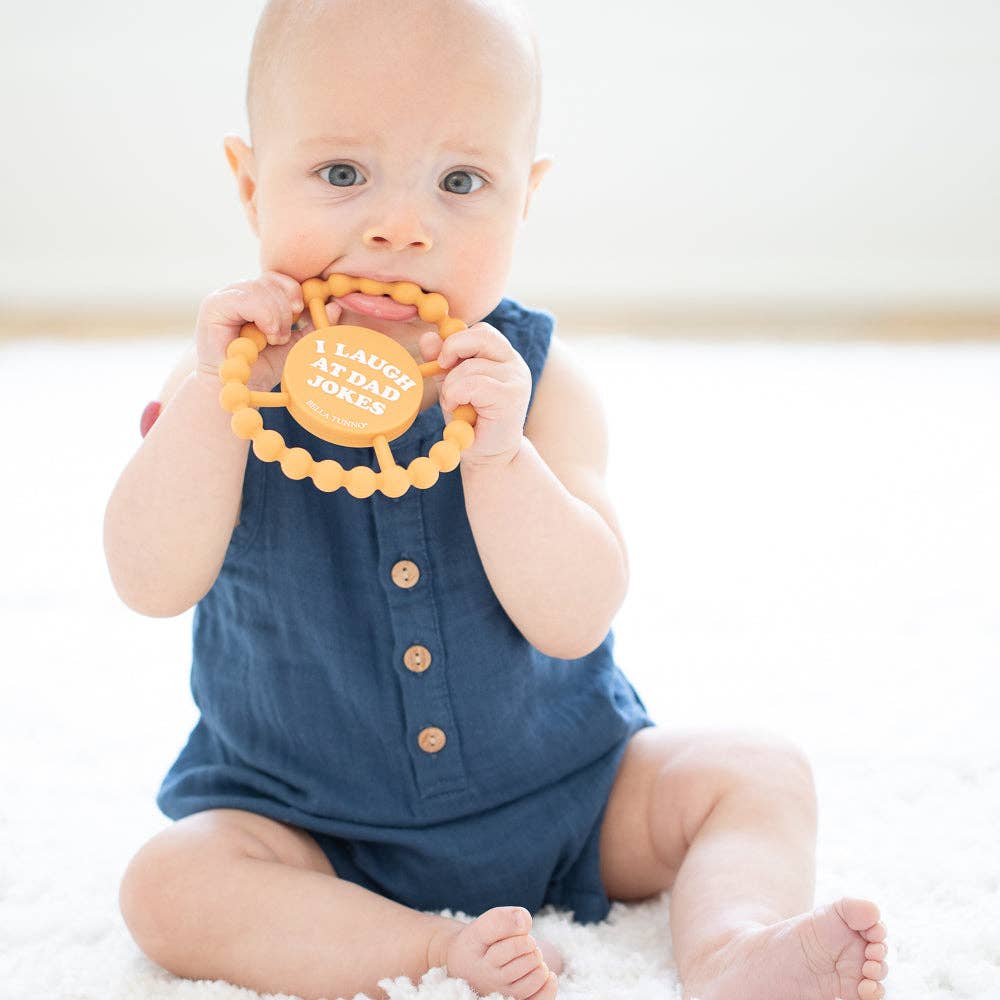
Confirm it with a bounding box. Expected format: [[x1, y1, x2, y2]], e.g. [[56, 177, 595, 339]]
[[403, 645, 432, 673], [391, 560, 420, 588], [417, 727, 446, 753]]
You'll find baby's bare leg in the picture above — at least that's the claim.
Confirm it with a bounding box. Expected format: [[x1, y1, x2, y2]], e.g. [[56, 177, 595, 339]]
[[599, 728, 889, 1000], [120, 808, 447, 999], [119, 808, 556, 1000]]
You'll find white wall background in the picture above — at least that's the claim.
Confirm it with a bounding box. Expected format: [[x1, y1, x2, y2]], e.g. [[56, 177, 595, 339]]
[[2, 0, 998, 314]]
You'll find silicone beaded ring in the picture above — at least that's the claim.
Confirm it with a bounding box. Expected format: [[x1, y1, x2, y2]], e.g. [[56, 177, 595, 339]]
[[219, 273, 476, 499]]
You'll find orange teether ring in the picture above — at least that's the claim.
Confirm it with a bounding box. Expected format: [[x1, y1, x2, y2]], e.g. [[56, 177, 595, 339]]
[[219, 274, 476, 498]]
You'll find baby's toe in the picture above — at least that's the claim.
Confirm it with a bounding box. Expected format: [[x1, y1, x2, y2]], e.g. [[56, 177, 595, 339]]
[[468, 905, 531, 949], [510, 962, 551, 1000], [863, 959, 888, 981], [865, 941, 888, 962], [486, 933, 536, 967], [858, 980, 885, 1000], [862, 920, 888, 944], [526, 971, 559, 1000], [838, 897, 881, 932], [502, 948, 546, 985]]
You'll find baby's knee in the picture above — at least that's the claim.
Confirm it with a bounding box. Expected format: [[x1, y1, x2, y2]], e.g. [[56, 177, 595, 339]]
[[118, 815, 244, 974], [742, 730, 812, 777], [723, 730, 817, 810], [686, 727, 816, 800]]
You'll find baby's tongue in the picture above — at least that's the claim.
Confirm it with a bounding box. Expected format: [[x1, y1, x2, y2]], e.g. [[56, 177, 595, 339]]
[[336, 291, 418, 322]]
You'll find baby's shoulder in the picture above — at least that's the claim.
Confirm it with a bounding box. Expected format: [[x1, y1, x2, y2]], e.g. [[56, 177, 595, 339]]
[[524, 331, 614, 489], [524, 333, 603, 444], [523, 332, 626, 555]]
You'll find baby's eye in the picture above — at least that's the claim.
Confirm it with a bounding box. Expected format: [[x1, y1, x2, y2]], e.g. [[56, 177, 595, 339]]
[[319, 163, 365, 187], [441, 170, 487, 195]]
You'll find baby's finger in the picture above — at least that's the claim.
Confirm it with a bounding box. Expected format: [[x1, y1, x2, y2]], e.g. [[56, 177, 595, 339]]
[[255, 281, 296, 344], [436, 324, 510, 369], [324, 298, 343, 327], [419, 330, 445, 367], [243, 285, 290, 345], [200, 284, 280, 340], [260, 271, 306, 324], [261, 269, 306, 307]]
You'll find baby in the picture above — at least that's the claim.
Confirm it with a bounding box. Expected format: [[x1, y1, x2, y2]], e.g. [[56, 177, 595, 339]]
[[104, 2, 889, 999]]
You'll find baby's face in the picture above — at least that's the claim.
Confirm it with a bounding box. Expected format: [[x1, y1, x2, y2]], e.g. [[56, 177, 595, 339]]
[[226, 3, 549, 349]]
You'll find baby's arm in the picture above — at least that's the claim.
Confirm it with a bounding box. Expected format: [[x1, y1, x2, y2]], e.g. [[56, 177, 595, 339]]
[[461, 335, 629, 658], [103, 353, 254, 616], [103, 273, 305, 617]]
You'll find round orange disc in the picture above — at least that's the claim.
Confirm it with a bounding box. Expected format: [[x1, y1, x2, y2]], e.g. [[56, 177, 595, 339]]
[[281, 326, 424, 448]]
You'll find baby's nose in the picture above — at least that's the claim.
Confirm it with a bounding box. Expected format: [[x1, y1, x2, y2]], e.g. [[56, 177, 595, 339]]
[[363, 207, 433, 252], [363, 229, 433, 252]]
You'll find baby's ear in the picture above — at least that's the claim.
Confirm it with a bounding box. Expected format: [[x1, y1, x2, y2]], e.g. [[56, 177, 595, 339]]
[[522, 155, 554, 222], [223, 133, 260, 237]]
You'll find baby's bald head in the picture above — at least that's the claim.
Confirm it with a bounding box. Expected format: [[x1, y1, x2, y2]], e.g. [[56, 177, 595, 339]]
[[245, 0, 542, 166]]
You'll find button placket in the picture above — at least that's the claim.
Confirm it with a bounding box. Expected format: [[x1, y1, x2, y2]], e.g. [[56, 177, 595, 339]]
[[373, 441, 466, 798]]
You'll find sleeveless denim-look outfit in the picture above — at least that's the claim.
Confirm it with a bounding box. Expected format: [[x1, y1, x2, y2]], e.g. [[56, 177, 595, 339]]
[[157, 296, 655, 923]]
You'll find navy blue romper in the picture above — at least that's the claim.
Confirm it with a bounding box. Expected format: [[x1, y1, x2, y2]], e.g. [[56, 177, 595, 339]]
[[157, 296, 655, 923]]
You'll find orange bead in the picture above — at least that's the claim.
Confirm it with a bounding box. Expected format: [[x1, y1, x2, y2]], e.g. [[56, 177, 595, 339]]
[[443, 419, 474, 450], [408, 456, 439, 489], [358, 278, 385, 297], [231, 408, 263, 439], [281, 447, 313, 480], [253, 429, 285, 462], [344, 465, 378, 498], [312, 459, 345, 492], [418, 293, 448, 323], [380, 466, 411, 498], [328, 273, 353, 297], [440, 317, 467, 338], [220, 382, 251, 412], [237, 323, 267, 352], [227, 337, 259, 364], [221, 356, 250, 383], [451, 404, 477, 426], [391, 281, 422, 304], [301, 277, 328, 303], [429, 439, 460, 472]]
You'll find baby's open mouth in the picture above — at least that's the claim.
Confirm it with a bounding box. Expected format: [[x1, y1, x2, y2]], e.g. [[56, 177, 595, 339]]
[[336, 288, 422, 322]]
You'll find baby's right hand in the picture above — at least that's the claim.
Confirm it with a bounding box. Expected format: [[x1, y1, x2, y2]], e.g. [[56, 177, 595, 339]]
[[196, 271, 342, 391]]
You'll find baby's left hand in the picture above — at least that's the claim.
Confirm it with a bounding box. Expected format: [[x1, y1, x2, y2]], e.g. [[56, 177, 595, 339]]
[[419, 323, 531, 469]]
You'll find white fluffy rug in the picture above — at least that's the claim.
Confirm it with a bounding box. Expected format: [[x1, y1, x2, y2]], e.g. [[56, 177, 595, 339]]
[[2, 331, 999, 999]]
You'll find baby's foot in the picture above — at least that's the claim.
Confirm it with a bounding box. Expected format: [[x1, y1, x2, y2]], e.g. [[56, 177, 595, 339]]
[[430, 905, 561, 999], [682, 897, 889, 1000]]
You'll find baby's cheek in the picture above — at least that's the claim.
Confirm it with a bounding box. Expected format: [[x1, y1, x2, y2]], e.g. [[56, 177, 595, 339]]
[[257, 201, 333, 281], [448, 249, 511, 320]]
